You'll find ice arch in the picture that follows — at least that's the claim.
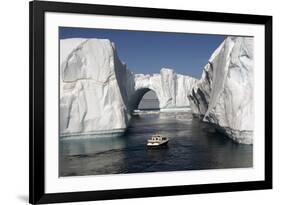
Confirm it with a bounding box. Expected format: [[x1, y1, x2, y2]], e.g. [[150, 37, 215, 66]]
[[128, 68, 197, 112]]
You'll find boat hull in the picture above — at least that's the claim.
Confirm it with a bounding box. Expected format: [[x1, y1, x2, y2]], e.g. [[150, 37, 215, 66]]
[[147, 140, 169, 148]]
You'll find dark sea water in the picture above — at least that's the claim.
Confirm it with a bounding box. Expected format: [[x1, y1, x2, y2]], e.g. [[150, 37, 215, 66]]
[[59, 109, 253, 177]]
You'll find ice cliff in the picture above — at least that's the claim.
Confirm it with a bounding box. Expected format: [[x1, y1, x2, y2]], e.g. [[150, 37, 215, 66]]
[[60, 38, 196, 136], [60, 39, 131, 136], [188, 37, 254, 144]]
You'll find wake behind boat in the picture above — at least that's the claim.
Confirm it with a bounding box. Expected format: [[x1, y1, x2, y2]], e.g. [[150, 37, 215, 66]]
[[147, 134, 169, 147]]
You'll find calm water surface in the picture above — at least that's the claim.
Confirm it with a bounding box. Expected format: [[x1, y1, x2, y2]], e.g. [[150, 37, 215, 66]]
[[59, 111, 253, 176]]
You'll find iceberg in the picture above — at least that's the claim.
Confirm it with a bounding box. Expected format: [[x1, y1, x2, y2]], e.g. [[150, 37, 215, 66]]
[[188, 37, 254, 144], [60, 39, 131, 136]]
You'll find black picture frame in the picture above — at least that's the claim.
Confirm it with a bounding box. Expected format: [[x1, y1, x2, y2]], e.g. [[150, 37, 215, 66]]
[[29, 0, 272, 204]]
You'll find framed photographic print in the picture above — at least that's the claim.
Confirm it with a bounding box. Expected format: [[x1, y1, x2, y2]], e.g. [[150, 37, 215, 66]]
[[29, 0, 272, 204]]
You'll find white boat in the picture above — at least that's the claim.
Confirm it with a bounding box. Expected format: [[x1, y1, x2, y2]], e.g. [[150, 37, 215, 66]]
[[147, 134, 169, 147]]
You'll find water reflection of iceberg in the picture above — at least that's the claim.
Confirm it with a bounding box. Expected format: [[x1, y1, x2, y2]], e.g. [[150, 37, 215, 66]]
[[60, 134, 127, 156]]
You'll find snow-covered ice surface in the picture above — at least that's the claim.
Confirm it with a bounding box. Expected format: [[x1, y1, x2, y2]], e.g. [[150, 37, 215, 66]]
[[60, 38, 196, 136], [188, 37, 254, 144]]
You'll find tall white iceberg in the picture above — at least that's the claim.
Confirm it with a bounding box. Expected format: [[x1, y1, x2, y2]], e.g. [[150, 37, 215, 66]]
[[188, 37, 254, 144], [60, 39, 131, 136]]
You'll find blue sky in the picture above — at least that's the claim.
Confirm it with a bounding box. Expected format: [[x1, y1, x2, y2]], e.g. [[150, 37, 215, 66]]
[[60, 27, 225, 79]]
